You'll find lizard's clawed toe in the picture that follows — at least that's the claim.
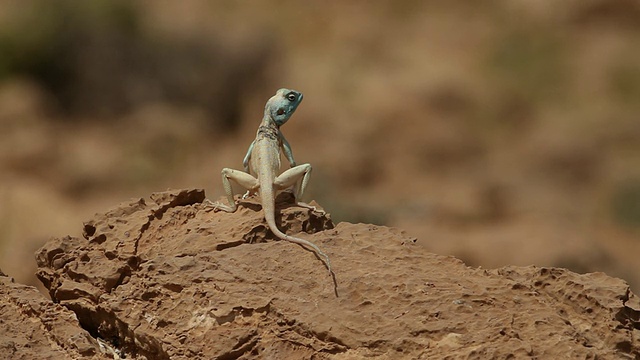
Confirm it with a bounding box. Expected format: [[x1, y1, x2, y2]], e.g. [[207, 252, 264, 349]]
[[203, 199, 216, 211], [241, 190, 254, 200], [204, 199, 230, 212], [297, 202, 324, 214]]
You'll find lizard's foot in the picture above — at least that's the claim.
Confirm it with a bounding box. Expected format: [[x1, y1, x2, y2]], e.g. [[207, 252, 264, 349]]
[[203, 199, 216, 208], [241, 190, 257, 199], [203, 199, 236, 213], [297, 202, 325, 215]]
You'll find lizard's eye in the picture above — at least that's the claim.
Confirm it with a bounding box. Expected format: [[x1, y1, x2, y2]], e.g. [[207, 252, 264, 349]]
[[286, 93, 297, 102]]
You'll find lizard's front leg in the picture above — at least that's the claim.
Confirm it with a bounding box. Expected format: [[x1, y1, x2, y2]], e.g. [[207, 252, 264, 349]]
[[206, 168, 259, 212], [280, 134, 297, 168], [243, 140, 255, 173], [241, 142, 258, 199]]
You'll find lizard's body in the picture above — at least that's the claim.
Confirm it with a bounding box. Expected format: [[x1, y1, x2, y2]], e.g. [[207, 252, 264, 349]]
[[208, 88, 337, 295]]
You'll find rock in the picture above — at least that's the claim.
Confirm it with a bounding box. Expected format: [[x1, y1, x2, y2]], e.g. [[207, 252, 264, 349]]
[[28, 188, 640, 359], [0, 273, 106, 359]]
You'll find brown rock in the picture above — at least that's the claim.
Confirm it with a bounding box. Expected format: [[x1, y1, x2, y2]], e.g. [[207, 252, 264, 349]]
[[33, 189, 640, 359], [0, 273, 106, 359]]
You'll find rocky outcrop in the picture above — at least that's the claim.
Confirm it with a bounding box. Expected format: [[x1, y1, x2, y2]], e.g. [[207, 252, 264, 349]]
[[20, 189, 640, 358], [0, 270, 106, 359]]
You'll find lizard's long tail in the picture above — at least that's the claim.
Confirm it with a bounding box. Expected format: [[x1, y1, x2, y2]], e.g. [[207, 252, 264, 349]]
[[262, 194, 338, 296]]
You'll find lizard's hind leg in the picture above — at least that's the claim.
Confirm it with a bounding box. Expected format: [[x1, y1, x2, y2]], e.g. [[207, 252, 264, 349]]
[[275, 164, 321, 212], [208, 168, 258, 212]]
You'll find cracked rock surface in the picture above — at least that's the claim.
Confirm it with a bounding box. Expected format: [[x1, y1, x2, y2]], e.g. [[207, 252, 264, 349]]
[[29, 189, 640, 358], [0, 269, 107, 359]]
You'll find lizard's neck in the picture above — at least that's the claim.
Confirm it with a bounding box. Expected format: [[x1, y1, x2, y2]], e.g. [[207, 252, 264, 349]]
[[261, 115, 280, 129], [257, 115, 280, 140]]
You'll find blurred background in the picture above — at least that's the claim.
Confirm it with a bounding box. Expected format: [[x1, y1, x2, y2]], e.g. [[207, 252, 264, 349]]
[[1, 0, 639, 293]]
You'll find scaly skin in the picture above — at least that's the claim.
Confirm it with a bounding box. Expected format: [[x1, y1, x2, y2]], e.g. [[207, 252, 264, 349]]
[[207, 88, 338, 296]]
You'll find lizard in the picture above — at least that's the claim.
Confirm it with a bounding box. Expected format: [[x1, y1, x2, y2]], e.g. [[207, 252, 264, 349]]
[[239, 92, 296, 198], [242, 110, 296, 173], [207, 88, 338, 296]]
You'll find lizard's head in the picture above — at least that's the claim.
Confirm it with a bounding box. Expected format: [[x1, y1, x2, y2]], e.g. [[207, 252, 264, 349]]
[[265, 88, 303, 126]]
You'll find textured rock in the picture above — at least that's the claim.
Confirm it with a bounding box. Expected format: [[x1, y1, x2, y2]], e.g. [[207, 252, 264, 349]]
[[33, 188, 640, 359], [0, 272, 106, 359]]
